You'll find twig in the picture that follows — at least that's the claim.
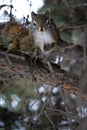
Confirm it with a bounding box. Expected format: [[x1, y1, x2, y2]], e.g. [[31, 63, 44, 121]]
[[44, 110, 56, 130], [83, 24, 87, 70], [60, 89, 73, 130], [0, 51, 25, 61], [45, 107, 77, 119], [63, 44, 77, 50], [5, 53, 13, 66], [60, 24, 86, 31], [24, 54, 36, 81]]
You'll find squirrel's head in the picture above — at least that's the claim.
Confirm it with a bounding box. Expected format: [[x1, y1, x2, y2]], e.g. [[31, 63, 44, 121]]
[[31, 10, 51, 32]]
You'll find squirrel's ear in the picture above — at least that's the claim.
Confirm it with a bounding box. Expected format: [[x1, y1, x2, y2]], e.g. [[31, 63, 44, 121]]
[[45, 9, 50, 18], [31, 11, 36, 19]]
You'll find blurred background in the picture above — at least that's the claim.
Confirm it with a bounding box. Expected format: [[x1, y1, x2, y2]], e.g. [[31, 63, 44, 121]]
[[0, 0, 87, 26], [0, 0, 44, 22]]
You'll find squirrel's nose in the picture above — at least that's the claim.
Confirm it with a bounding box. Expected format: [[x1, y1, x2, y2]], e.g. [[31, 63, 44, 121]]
[[40, 26, 43, 31]]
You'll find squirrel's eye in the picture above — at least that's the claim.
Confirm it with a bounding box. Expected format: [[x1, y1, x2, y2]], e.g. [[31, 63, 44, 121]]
[[46, 19, 50, 27], [33, 20, 37, 27]]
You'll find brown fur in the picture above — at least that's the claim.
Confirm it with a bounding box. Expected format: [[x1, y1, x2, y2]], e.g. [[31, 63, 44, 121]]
[[28, 10, 58, 53]]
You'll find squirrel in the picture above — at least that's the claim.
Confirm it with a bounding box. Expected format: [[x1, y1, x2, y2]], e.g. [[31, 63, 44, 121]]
[[28, 9, 58, 54]]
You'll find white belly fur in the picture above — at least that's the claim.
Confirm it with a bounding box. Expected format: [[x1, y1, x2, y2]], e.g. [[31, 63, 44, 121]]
[[33, 31, 56, 52]]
